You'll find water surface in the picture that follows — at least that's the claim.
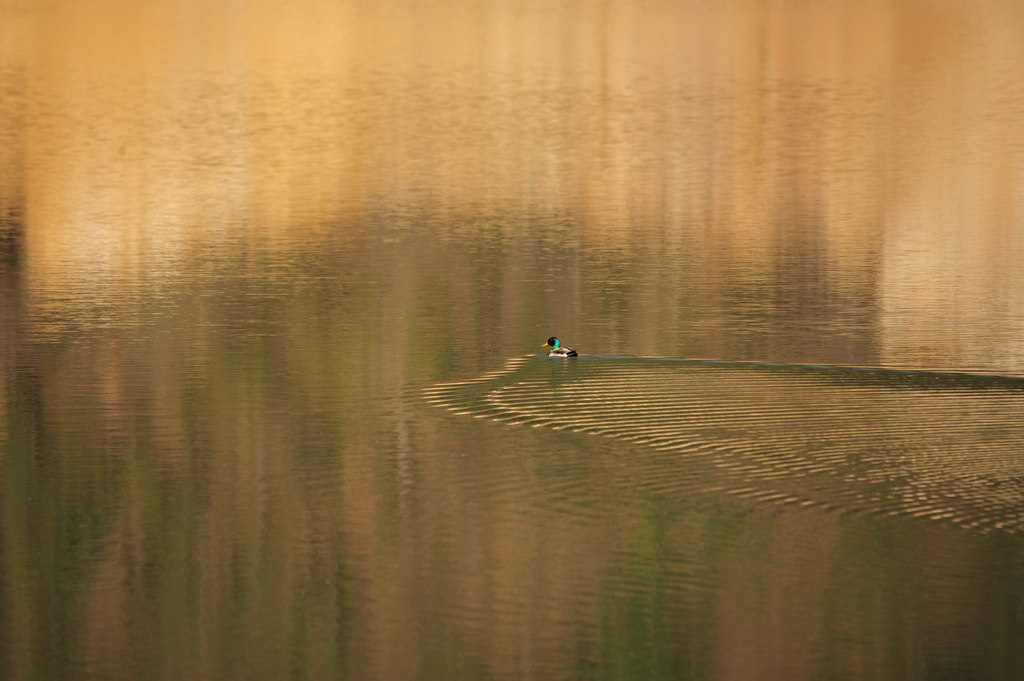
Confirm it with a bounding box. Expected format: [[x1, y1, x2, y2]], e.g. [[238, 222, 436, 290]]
[[2, 1, 1024, 679]]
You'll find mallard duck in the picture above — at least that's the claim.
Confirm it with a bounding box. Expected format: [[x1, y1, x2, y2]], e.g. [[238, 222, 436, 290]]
[[542, 337, 578, 357]]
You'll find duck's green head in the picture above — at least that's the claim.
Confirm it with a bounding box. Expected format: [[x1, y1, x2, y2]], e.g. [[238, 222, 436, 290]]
[[543, 337, 561, 349]]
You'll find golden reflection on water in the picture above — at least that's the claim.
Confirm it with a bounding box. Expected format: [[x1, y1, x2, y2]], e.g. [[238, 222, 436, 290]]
[[2, 0, 1023, 368]]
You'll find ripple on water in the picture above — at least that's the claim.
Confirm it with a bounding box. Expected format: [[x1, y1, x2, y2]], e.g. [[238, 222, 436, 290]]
[[423, 357, 1024, 534]]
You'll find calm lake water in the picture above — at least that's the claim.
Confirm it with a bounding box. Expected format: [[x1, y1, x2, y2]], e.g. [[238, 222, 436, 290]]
[[3, 1, 1024, 679]]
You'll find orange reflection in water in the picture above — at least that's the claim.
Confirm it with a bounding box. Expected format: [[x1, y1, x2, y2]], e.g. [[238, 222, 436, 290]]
[[2, 0, 1022, 369]]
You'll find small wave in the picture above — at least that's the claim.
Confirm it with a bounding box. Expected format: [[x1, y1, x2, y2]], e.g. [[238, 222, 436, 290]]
[[423, 356, 1024, 534]]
